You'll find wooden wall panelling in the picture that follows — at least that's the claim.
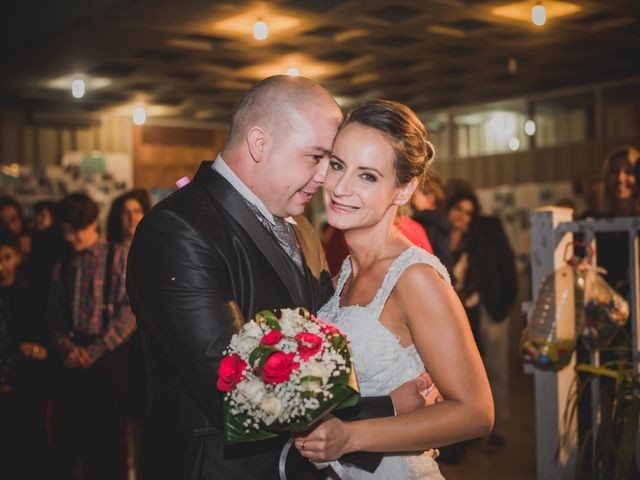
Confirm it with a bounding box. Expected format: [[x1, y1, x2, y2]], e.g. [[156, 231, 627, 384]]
[[38, 127, 57, 166], [132, 124, 226, 189]]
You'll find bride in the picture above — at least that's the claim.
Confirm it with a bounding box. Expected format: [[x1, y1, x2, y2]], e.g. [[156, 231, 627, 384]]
[[293, 100, 494, 479]]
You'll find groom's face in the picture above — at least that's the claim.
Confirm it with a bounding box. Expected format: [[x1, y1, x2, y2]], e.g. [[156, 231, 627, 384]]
[[260, 103, 341, 217]]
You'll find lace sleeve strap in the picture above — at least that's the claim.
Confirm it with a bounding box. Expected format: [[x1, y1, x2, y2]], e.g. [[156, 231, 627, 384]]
[[371, 246, 451, 317]]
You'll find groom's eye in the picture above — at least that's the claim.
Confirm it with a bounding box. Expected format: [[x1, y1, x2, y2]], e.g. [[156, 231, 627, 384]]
[[311, 154, 325, 163]]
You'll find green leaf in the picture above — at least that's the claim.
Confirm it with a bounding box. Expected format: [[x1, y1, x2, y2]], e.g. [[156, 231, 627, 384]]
[[300, 375, 323, 384], [575, 364, 619, 379], [331, 334, 347, 351], [612, 403, 640, 480], [248, 345, 277, 369], [255, 310, 280, 330]]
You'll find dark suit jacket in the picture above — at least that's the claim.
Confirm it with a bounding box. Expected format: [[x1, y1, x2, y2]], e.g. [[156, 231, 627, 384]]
[[127, 162, 391, 480], [412, 210, 454, 275], [471, 215, 517, 321]]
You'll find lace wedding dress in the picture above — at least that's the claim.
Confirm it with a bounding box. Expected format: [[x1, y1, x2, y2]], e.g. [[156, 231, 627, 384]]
[[318, 246, 450, 480]]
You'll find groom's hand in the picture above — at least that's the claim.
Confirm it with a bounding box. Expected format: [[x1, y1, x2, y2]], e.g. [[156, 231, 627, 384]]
[[389, 372, 435, 415]]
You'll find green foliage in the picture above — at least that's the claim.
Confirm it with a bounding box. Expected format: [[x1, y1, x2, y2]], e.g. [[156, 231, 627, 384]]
[[566, 345, 640, 480]]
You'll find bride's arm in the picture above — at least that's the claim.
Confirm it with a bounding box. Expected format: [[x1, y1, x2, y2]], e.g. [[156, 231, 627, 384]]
[[295, 264, 494, 460]]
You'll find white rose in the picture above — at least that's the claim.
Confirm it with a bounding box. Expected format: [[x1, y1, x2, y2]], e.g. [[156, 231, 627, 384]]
[[280, 309, 303, 336], [300, 363, 330, 386], [243, 321, 264, 339], [235, 378, 265, 404], [279, 319, 295, 337], [261, 395, 284, 425], [230, 333, 259, 356]]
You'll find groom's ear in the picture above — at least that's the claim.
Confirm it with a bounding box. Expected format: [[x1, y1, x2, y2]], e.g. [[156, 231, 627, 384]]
[[394, 178, 418, 206], [246, 126, 268, 163]]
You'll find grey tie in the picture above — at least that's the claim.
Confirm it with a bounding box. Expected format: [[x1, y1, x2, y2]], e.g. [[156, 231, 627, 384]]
[[245, 201, 304, 273]]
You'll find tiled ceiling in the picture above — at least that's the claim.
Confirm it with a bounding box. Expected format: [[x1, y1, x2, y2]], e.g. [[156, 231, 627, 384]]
[[1, 0, 639, 126]]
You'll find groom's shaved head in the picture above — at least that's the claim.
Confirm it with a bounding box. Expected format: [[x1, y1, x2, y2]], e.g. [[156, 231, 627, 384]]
[[227, 75, 341, 147]]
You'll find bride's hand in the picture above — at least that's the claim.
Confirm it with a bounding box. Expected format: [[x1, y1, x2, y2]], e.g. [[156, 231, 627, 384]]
[[293, 415, 354, 462]]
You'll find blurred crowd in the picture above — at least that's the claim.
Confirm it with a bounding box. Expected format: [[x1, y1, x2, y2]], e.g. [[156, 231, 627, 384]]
[[0, 188, 150, 479]]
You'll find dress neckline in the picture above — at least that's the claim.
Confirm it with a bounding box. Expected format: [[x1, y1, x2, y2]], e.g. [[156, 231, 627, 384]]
[[337, 245, 417, 310]]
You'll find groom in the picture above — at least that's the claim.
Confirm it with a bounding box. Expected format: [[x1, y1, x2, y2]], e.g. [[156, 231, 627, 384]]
[[127, 76, 427, 479]]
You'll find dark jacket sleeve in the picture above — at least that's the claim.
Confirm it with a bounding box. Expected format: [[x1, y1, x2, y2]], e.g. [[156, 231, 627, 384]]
[[478, 216, 517, 321], [127, 207, 242, 427]]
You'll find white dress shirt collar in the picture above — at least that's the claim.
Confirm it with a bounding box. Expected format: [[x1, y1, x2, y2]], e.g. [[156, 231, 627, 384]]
[[212, 154, 296, 226]]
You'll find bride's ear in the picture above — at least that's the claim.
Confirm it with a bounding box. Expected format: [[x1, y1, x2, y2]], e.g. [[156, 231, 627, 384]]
[[394, 178, 418, 206]]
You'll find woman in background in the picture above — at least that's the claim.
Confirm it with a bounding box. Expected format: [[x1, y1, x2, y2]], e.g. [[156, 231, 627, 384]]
[[107, 188, 152, 476], [107, 189, 151, 250]]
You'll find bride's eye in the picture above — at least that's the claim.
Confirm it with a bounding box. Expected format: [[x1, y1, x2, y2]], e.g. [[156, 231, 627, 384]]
[[329, 160, 344, 171], [361, 173, 377, 182]]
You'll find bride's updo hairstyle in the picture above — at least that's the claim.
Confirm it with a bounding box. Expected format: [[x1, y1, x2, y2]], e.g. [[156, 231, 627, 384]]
[[342, 99, 435, 186]]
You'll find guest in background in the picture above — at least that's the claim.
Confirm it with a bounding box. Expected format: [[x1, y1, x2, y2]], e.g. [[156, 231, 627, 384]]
[[48, 193, 135, 480], [107, 189, 151, 249], [0, 195, 31, 259], [585, 145, 640, 295], [33, 200, 56, 231], [445, 182, 517, 455], [447, 191, 483, 346], [106, 189, 152, 475], [0, 196, 23, 236], [396, 213, 433, 253], [412, 170, 454, 273], [0, 230, 50, 477]]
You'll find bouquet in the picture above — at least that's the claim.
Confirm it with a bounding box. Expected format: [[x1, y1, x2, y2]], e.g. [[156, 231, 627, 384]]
[[217, 307, 360, 444]]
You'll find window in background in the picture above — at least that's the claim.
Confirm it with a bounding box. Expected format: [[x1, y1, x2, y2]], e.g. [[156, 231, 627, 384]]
[[533, 92, 593, 148], [451, 100, 529, 158], [603, 80, 640, 142]]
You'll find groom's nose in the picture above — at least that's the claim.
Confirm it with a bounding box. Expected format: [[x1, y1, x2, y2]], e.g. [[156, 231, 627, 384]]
[[312, 156, 330, 185]]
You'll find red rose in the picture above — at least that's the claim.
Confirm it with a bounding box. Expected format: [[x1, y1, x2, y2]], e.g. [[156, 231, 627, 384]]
[[261, 352, 299, 384], [217, 354, 247, 392], [295, 332, 323, 360], [260, 330, 284, 346]]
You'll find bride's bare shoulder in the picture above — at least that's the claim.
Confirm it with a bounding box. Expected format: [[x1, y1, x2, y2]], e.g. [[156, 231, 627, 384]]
[[395, 260, 452, 299]]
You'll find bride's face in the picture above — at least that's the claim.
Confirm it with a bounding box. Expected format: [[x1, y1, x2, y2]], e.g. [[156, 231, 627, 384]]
[[324, 123, 405, 231]]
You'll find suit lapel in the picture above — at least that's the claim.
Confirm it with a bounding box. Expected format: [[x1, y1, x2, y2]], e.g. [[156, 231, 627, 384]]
[[193, 162, 306, 307]]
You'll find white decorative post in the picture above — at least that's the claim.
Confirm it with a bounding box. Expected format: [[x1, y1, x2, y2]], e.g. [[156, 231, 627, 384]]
[[530, 207, 577, 480]]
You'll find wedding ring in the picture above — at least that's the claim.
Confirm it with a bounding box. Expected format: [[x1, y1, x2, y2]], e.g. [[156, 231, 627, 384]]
[[300, 441, 306, 450]]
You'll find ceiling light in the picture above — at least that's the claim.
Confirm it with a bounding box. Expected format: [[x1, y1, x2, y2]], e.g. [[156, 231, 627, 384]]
[[508, 137, 521, 151], [71, 79, 85, 98], [132, 106, 146, 125], [508, 57, 518, 75], [253, 20, 268, 40], [286, 67, 299, 76], [491, 1, 580, 24], [524, 119, 536, 136], [532, 3, 547, 26], [215, 11, 299, 37]]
